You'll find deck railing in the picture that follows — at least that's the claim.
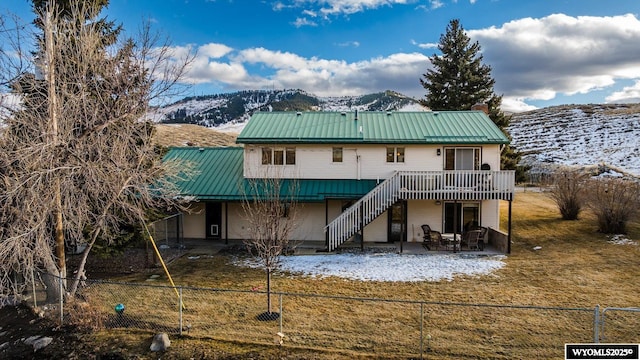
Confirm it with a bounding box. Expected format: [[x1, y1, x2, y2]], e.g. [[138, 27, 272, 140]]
[[325, 170, 515, 251], [397, 170, 515, 201]]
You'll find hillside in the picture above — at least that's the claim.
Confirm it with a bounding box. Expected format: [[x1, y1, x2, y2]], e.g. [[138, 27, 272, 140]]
[[149, 89, 425, 128], [507, 103, 640, 177], [154, 123, 238, 148]]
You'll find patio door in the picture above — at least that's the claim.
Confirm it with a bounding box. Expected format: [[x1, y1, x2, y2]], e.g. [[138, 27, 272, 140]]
[[444, 202, 479, 234], [444, 148, 480, 170], [205, 202, 222, 240], [388, 201, 407, 243]]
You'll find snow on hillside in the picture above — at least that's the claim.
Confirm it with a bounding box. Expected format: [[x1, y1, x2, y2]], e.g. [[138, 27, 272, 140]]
[[213, 95, 428, 133], [151, 89, 427, 133], [508, 104, 640, 177]]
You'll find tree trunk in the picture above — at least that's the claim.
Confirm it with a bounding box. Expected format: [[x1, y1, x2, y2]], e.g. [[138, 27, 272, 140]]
[[46, 4, 67, 287], [266, 268, 271, 314], [40, 248, 63, 303]]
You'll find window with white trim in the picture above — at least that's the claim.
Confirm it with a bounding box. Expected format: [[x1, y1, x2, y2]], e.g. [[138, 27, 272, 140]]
[[262, 147, 296, 165], [444, 148, 480, 170], [332, 147, 343, 163], [386, 147, 405, 163]]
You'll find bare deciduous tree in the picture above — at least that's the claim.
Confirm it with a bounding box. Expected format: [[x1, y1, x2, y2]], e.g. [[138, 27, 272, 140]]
[[585, 177, 640, 234], [241, 175, 299, 320], [548, 170, 589, 220], [0, 1, 192, 301]]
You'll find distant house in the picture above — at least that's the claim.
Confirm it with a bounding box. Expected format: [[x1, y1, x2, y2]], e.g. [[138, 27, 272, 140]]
[[163, 110, 515, 253]]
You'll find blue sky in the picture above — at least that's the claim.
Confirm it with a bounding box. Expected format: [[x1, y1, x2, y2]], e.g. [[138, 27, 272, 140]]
[[2, 0, 640, 112]]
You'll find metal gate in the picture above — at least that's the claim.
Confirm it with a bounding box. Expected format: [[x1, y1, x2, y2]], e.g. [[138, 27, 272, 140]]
[[600, 307, 640, 343]]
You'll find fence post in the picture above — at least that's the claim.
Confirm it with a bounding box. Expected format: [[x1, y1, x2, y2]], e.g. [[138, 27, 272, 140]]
[[31, 268, 37, 308], [594, 304, 600, 343], [179, 287, 183, 336], [279, 294, 283, 334], [59, 273, 64, 325], [420, 302, 424, 360]]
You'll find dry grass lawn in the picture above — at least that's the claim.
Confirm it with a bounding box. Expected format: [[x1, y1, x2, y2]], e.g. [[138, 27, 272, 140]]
[[83, 190, 639, 359]]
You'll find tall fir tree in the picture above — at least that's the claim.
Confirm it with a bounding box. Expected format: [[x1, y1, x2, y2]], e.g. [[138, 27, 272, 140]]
[[420, 19, 525, 180]]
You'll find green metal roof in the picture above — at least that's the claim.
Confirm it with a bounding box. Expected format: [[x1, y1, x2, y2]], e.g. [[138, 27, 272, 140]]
[[236, 111, 510, 145], [163, 147, 377, 201], [163, 147, 245, 200]]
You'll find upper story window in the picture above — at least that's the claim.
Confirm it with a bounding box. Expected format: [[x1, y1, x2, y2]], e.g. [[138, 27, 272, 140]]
[[332, 147, 343, 163], [444, 148, 480, 170], [386, 147, 405, 163], [261, 147, 272, 165], [285, 147, 296, 165], [262, 147, 296, 165]]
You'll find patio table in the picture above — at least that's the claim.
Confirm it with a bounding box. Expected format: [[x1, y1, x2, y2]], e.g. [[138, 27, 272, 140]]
[[441, 233, 461, 252]]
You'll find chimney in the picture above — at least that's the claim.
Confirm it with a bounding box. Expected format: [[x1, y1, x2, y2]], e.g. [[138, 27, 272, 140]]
[[471, 103, 489, 114]]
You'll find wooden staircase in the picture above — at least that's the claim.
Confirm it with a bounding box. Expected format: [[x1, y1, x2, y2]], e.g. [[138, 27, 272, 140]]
[[325, 172, 402, 251]]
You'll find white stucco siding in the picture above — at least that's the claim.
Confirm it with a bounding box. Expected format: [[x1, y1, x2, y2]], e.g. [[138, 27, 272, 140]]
[[363, 210, 389, 242], [480, 145, 502, 170], [183, 203, 206, 239], [480, 200, 501, 231], [290, 202, 326, 241], [406, 200, 444, 240], [244, 143, 504, 179]]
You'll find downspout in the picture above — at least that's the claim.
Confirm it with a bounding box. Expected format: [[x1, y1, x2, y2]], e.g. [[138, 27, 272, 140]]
[[356, 152, 361, 180], [325, 198, 329, 250], [225, 202, 229, 245]]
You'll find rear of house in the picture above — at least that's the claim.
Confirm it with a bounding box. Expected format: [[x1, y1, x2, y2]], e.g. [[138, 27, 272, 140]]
[[163, 110, 515, 253]]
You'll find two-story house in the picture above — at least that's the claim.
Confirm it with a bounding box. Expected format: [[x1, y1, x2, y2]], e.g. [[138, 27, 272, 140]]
[[163, 110, 515, 253]]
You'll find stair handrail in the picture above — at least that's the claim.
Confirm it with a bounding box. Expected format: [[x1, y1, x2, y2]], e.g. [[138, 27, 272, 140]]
[[325, 172, 402, 251]]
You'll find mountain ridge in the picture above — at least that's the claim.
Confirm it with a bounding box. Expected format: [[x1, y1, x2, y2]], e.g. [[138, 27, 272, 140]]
[[149, 89, 426, 128], [150, 89, 640, 177]]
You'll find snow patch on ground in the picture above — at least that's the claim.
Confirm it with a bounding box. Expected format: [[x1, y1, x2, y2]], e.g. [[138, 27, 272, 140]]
[[607, 234, 638, 246], [233, 252, 507, 282]]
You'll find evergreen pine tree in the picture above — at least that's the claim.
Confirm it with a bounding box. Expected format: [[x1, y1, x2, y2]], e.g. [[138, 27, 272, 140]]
[[420, 19, 525, 180]]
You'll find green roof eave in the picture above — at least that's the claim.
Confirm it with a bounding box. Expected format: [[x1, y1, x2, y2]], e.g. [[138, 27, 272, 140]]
[[163, 147, 378, 202]]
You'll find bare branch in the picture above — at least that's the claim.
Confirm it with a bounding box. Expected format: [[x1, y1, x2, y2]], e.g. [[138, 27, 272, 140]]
[[0, 2, 194, 300]]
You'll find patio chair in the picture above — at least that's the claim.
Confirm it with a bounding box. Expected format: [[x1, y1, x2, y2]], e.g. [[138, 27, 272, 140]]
[[478, 226, 488, 251], [421, 224, 442, 250], [462, 230, 482, 251]]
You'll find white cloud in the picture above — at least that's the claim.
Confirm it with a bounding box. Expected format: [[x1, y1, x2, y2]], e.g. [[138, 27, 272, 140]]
[[336, 40, 360, 47], [411, 39, 438, 49], [178, 43, 429, 97], [501, 97, 538, 113], [302, 9, 317, 17], [174, 13, 640, 111], [292, 17, 318, 27], [429, 0, 444, 9], [469, 13, 640, 104], [198, 43, 233, 58], [605, 80, 640, 103], [282, 0, 414, 17]]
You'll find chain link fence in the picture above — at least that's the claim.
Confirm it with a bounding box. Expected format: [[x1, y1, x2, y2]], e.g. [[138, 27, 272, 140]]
[[18, 274, 639, 359], [148, 213, 183, 248], [600, 307, 640, 344]]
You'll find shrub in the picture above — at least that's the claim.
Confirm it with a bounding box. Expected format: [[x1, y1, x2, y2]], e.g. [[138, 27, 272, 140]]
[[548, 170, 589, 220], [585, 178, 640, 234]]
